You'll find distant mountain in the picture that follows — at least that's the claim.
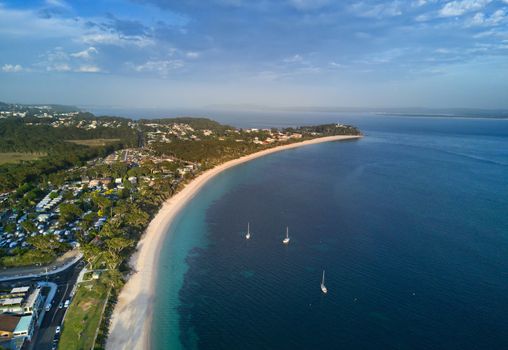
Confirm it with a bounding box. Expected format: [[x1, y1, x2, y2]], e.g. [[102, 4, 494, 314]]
[[0, 101, 81, 113], [205, 104, 508, 119]]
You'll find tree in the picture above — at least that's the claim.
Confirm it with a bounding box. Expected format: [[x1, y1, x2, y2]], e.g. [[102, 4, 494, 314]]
[[21, 220, 37, 233], [91, 193, 112, 212], [59, 203, 83, 224], [3, 222, 16, 233], [81, 211, 98, 229], [81, 243, 104, 268], [106, 237, 134, 256], [26, 234, 67, 253]]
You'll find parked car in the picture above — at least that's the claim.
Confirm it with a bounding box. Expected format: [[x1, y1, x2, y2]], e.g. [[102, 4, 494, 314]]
[[55, 326, 61, 334], [64, 299, 70, 308]]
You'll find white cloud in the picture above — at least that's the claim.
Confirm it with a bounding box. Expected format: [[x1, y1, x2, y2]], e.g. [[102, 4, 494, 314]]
[[415, 13, 431, 21], [39, 47, 101, 72], [473, 28, 508, 38], [439, 0, 491, 17], [134, 59, 184, 76], [81, 32, 154, 47], [329, 61, 345, 68], [46, 47, 69, 62], [2, 64, 23, 73], [350, 1, 403, 19], [70, 47, 98, 59], [46, 63, 71, 72], [283, 54, 304, 63], [186, 51, 200, 59], [76, 65, 101, 73], [413, 0, 428, 6], [468, 9, 506, 26]]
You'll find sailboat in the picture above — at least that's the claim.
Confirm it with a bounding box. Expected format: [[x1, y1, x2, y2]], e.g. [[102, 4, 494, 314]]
[[283, 226, 290, 244], [245, 222, 251, 240], [320, 270, 328, 294]]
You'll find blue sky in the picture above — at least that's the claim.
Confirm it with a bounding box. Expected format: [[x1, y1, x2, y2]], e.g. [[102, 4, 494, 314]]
[[0, 0, 507, 109]]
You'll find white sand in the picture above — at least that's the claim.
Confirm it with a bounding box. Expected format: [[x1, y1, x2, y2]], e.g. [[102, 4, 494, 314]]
[[106, 135, 361, 350]]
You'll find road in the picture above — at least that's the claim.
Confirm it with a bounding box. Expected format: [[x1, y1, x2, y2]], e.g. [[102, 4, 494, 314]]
[[1, 259, 85, 350], [0, 250, 83, 282]]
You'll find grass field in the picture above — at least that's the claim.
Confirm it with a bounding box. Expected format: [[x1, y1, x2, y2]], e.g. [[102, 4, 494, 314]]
[[0, 152, 46, 164], [66, 139, 121, 147], [59, 277, 110, 350]]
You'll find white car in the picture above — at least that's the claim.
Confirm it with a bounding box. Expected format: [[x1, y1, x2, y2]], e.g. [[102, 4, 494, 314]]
[[55, 326, 61, 334]]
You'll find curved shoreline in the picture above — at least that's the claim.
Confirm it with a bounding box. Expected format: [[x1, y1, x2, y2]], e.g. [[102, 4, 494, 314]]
[[106, 135, 362, 350]]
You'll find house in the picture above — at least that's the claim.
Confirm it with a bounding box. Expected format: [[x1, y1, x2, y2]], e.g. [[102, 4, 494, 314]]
[[88, 179, 100, 187], [0, 298, 24, 314], [0, 287, 43, 319], [12, 315, 35, 340], [9, 287, 29, 295], [99, 178, 112, 185], [36, 214, 50, 223], [0, 314, 36, 349], [0, 314, 20, 339], [128, 176, 137, 184]]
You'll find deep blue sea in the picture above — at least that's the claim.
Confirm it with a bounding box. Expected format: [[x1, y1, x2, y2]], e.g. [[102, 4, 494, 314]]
[[151, 115, 508, 350]]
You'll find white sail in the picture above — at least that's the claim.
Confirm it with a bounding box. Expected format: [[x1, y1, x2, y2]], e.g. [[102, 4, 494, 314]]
[[283, 226, 290, 244], [321, 270, 327, 294], [245, 222, 251, 240]]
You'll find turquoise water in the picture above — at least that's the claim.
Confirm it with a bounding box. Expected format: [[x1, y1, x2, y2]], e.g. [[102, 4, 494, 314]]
[[152, 116, 508, 349]]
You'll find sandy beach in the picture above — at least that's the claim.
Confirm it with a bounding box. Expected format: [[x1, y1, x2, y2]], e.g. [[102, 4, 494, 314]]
[[106, 134, 361, 350]]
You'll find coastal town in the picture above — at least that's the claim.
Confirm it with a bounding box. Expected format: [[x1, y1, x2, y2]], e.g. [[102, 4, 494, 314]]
[[2, 0, 506, 348], [0, 103, 361, 350]]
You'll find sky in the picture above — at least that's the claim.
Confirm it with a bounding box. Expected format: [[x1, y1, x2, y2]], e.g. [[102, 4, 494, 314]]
[[0, 0, 508, 109]]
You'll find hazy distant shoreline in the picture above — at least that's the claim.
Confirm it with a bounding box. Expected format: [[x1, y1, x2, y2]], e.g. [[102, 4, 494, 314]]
[[106, 134, 362, 350], [81, 106, 508, 123]]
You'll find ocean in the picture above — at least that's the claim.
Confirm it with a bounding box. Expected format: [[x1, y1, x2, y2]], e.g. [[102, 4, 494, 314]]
[[151, 115, 508, 349]]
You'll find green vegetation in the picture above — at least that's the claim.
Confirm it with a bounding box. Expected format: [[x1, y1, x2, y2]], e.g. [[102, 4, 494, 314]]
[[66, 139, 122, 147], [58, 275, 111, 350], [0, 118, 137, 192], [0, 234, 68, 267], [0, 152, 46, 165]]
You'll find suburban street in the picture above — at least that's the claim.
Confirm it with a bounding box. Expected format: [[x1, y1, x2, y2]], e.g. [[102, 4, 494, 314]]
[[0, 259, 84, 350]]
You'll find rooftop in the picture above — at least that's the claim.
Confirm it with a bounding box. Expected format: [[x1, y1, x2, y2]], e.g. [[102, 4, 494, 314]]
[[24, 289, 41, 309], [0, 314, 20, 332], [0, 298, 24, 306], [10, 287, 29, 294], [13, 315, 32, 334]]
